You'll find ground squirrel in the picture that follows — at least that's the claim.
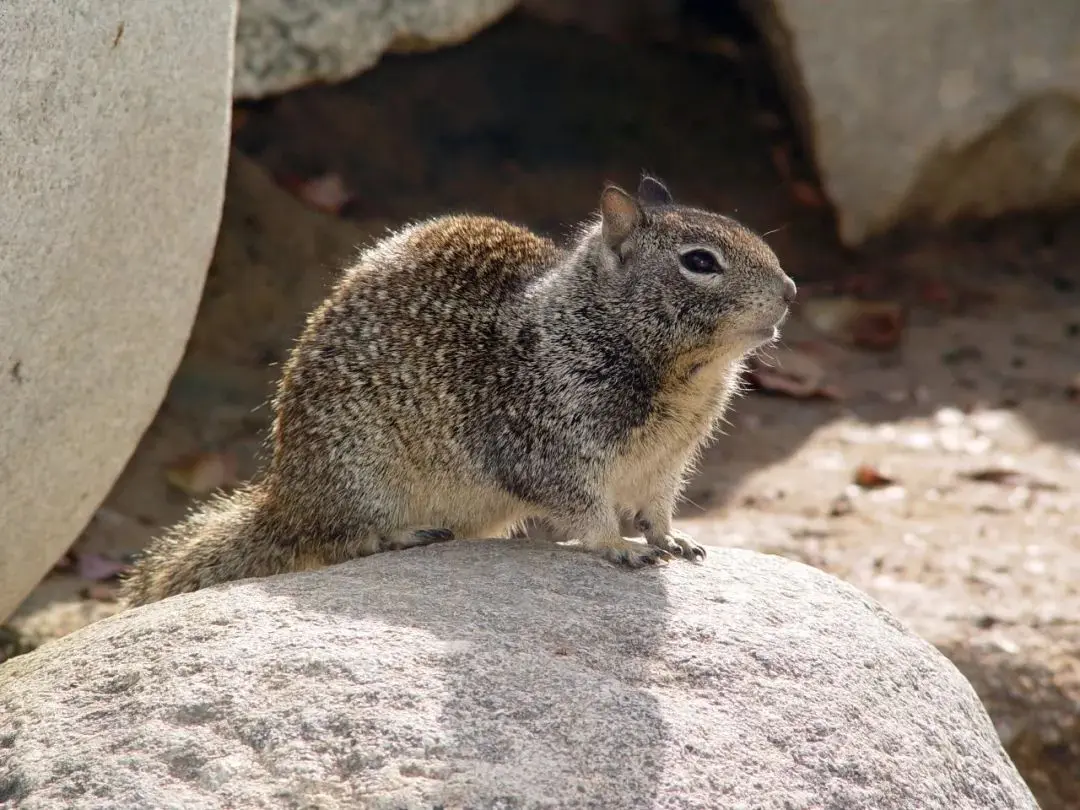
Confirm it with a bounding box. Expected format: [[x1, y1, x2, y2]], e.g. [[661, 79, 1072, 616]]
[[121, 176, 795, 606]]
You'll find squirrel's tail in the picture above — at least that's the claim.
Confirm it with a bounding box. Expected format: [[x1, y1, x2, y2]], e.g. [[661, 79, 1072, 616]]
[[119, 485, 302, 607]]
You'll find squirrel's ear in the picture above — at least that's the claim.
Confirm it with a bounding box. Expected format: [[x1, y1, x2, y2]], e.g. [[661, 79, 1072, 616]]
[[600, 185, 643, 251], [637, 174, 673, 206]]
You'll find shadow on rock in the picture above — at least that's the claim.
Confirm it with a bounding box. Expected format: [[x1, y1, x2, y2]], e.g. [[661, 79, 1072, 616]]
[[265, 539, 674, 806]]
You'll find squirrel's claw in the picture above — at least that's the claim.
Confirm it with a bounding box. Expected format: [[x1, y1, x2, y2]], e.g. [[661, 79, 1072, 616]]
[[648, 529, 706, 562], [601, 540, 672, 568]]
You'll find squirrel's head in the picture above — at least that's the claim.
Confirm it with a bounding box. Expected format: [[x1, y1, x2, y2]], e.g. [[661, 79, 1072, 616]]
[[593, 175, 796, 359]]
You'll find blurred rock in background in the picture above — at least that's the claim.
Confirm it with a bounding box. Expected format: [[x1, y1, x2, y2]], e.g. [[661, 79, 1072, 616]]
[[234, 0, 518, 98], [745, 0, 1080, 244]]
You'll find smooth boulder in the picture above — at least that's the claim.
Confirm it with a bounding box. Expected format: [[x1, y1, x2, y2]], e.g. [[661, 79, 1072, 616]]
[[234, 0, 517, 98], [747, 0, 1080, 244], [0, 541, 1037, 809], [0, 0, 235, 622]]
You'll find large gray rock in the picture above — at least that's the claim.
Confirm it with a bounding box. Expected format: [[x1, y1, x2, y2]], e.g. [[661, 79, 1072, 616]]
[[0, 542, 1037, 809], [0, 1, 235, 622], [234, 0, 517, 98], [3, 150, 373, 645], [747, 0, 1080, 245]]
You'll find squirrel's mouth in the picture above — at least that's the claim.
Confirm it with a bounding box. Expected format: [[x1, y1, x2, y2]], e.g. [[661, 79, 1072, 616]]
[[749, 324, 781, 346], [747, 306, 790, 346], [750, 305, 790, 342]]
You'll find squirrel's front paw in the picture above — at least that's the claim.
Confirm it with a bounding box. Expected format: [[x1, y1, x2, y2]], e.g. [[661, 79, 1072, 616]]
[[592, 537, 672, 568], [647, 528, 706, 561]]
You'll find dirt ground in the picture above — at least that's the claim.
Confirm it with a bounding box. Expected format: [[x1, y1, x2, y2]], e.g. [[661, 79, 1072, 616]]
[[5, 12, 1079, 808]]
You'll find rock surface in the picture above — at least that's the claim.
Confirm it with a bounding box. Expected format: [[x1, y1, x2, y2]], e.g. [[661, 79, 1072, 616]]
[[234, 0, 517, 98], [0, 0, 235, 622], [0, 542, 1038, 809], [4, 150, 373, 643], [747, 0, 1080, 244]]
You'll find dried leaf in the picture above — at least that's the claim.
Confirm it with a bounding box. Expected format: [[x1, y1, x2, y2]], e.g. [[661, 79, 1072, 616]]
[[295, 173, 352, 215], [851, 314, 904, 350], [917, 279, 955, 310], [754, 111, 784, 132], [961, 468, 1060, 491], [231, 107, 250, 133], [1067, 374, 1080, 402], [699, 36, 740, 60], [746, 348, 842, 400], [165, 451, 238, 496], [791, 180, 826, 208], [853, 464, 896, 489], [74, 552, 130, 581], [804, 297, 905, 351], [770, 144, 793, 181]]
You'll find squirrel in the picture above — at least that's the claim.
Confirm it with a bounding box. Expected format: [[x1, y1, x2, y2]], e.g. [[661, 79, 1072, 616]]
[[120, 175, 796, 606]]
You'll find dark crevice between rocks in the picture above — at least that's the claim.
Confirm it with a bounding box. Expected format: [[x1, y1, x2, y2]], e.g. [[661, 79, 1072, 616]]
[[0, 626, 35, 666]]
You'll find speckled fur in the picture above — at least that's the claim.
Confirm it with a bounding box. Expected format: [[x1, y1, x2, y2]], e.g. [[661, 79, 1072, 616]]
[[120, 177, 795, 606]]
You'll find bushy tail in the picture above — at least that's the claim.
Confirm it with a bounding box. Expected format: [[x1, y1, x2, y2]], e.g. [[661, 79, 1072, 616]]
[[119, 485, 299, 607]]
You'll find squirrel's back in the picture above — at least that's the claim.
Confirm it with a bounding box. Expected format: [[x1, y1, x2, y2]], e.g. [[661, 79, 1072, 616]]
[[345, 213, 561, 294], [281, 213, 561, 432], [273, 215, 563, 497]]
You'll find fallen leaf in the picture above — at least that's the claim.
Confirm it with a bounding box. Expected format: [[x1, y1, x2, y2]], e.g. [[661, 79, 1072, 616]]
[[790, 180, 826, 208], [74, 552, 130, 581], [231, 107, 250, 133], [770, 144, 793, 181], [1067, 374, 1080, 402], [165, 451, 238, 496], [699, 36, 740, 60], [917, 279, 955, 310], [754, 111, 784, 132], [961, 468, 1060, 491], [274, 170, 306, 195], [295, 173, 352, 215], [804, 297, 905, 351], [768, 145, 827, 208], [746, 348, 842, 400], [853, 464, 896, 489]]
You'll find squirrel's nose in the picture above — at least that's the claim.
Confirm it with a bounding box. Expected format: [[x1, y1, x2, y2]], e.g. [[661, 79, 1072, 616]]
[[781, 275, 797, 305]]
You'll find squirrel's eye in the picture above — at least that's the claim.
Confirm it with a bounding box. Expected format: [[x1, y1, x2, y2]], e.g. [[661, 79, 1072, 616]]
[[679, 249, 722, 274]]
